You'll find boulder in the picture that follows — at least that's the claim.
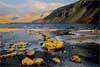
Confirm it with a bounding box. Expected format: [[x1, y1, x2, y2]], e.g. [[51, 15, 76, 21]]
[[51, 57, 61, 64], [22, 57, 33, 65], [27, 50, 35, 56], [33, 58, 44, 65], [42, 40, 64, 52], [71, 55, 81, 63]]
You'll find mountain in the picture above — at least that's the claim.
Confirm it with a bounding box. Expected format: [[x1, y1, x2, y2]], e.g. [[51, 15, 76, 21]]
[[34, 19, 45, 23], [0, 14, 15, 24], [14, 14, 33, 22], [44, 0, 99, 24]]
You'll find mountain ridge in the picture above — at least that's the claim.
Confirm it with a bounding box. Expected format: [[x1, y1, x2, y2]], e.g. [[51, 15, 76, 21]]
[[44, 0, 99, 24]]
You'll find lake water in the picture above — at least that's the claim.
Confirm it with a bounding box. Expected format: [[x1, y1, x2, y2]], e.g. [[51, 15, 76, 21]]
[[0, 23, 99, 49], [0, 23, 99, 67], [0, 23, 98, 29]]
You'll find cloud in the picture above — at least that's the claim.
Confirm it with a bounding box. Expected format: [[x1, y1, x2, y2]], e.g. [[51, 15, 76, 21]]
[[0, 1, 15, 8], [27, 0, 64, 14], [0, 1, 28, 16], [0, 1, 16, 15], [0, 0, 78, 16]]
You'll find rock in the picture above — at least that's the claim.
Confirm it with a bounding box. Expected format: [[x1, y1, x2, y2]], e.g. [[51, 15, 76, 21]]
[[42, 40, 64, 52], [72, 42, 100, 64], [22, 57, 33, 65], [18, 41, 26, 52], [71, 55, 81, 63], [19, 47, 26, 50], [0, 52, 16, 58], [18, 41, 26, 47], [51, 57, 61, 64], [18, 41, 26, 48], [63, 50, 68, 54], [27, 50, 35, 56], [8, 44, 16, 52], [33, 58, 44, 65]]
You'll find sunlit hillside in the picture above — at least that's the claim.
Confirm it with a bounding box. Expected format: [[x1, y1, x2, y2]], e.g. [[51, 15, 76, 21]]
[[0, 12, 49, 23], [0, 16, 12, 24], [14, 14, 33, 22], [0, 14, 15, 24]]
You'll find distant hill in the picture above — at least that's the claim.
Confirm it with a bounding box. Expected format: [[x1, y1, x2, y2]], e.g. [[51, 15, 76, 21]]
[[44, 0, 99, 24], [0, 15, 13, 24]]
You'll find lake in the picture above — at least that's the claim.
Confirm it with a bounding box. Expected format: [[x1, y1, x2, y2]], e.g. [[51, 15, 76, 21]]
[[0, 23, 99, 67], [0, 23, 99, 29]]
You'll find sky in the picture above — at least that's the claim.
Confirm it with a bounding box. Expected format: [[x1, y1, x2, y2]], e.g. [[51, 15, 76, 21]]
[[0, 0, 78, 16]]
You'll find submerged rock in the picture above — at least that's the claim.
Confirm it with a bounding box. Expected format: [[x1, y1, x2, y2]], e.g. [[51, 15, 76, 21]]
[[72, 42, 100, 64]]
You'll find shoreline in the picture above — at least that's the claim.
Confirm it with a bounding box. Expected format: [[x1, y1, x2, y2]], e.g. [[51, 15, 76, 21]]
[[0, 28, 100, 32]]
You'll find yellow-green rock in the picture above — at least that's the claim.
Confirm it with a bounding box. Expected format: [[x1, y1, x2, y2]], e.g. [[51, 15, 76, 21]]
[[27, 50, 35, 56], [8, 44, 16, 52], [33, 58, 44, 65], [51, 57, 61, 64], [42, 40, 64, 52], [71, 55, 81, 63], [63, 50, 68, 54], [22, 57, 33, 65], [18, 40, 26, 52]]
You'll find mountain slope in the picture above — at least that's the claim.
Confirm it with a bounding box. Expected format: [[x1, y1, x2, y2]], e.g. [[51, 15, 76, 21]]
[[44, 0, 99, 24]]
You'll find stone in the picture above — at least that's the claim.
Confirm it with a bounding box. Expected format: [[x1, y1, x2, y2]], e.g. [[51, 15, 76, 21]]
[[27, 50, 35, 56], [42, 40, 64, 52], [33, 58, 44, 65], [71, 55, 81, 63], [22, 57, 33, 65], [8, 44, 16, 52], [51, 57, 61, 64]]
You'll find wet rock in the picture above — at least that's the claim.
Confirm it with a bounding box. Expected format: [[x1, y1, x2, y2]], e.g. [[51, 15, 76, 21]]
[[19, 48, 26, 52], [8, 44, 16, 52], [72, 42, 100, 64], [33, 58, 44, 65], [0, 52, 16, 59], [51, 57, 61, 64], [22, 57, 33, 65], [70, 55, 81, 63], [63, 50, 68, 54], [26, 50, 35, 56], [42, 40, 64, 52], [18, 41, 26, 52]]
